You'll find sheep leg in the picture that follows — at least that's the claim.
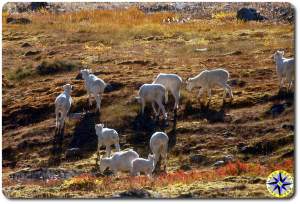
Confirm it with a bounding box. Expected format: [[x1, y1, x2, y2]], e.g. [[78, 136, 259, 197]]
[[197, 88, 205, 105], [105, 146, 111, 158], [171, 89, 180, 110], [95, 94, 101, 112], [161, 148, 168, 172], [141, 99, 145, 115], [278, 75, 283, 89], [153, 152, 160, 168], [165, 91, 168, 104], [225, 84, 233, 100], [152, 102, 158, 116], [207, 88, 211, 105], [114, 143, 120, 152], [88, 92, 92, 107], [156, 100, 167, 120]]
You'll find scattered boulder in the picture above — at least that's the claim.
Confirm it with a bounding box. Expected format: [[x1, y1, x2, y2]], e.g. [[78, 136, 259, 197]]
[[114, 188, 156, 198], [7, 17, 31, 24], [65, 148, 82, 160], [281, 123, 294, 131], [117, 59, 157, 66], [21, 42, 31, 48], [222, 50, 242, 56], [224, 155, 234, 163], [228, 79, 246, 87], [9, 168, 80, 181], [179, 164, 192, 171], [237, 8, 267, 21], [30, 2, 48, 11], [177, 192, 194, 198], [24, 50, 41, 56], [190, 154, 208, 165], [36, 60, 79, 75], [239, 134, 293, 155], [213, 160, 225, 167], [266, 103, 286, 117], [281, 150, 294, 158], [222, 131, 233, 138], [104, 82, 124, 93]]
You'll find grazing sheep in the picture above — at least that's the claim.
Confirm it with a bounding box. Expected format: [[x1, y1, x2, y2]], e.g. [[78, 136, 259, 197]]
[[95, 123, 120, 158], [274, 50, 295, 90], [153, 73, 183, 110], [150, 132, 169, 171], [80, 69, 107, 112], [99, 149, 139, 175], [136, 84, 167, 120], [186, 68, 233, 104], [55, 84, 73, 134], [130, 154, 155, 177]]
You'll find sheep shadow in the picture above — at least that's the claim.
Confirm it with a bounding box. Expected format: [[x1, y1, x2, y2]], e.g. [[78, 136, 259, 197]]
[[132, 106, 168, 132], [182, 100, 227, 123], [68, 112, 100, 160], [48, 129, 64, 166], [270, 89, 294, 105]]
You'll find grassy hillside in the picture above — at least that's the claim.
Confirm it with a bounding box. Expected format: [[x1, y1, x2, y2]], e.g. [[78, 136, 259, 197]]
[[2, 6, 294, 198]]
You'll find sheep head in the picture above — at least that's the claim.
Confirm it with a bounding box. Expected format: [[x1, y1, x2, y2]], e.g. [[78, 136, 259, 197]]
[[274, 50, 284, 61], [99, 158, 110, 173], [63, 84, 73, 94], [95, 123, 104, 135], [186, 78, 194, 91], [134, 96, 142, 103], [80, 69, 91, 80], [148, 154, 155, 161]]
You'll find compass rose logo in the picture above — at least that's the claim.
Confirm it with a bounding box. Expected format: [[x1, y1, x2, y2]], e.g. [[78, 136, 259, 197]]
[[266, 170, 294, 198]]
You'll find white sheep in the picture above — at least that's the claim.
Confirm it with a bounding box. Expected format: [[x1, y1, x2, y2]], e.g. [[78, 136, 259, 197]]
[[95, 124, 120, 158], [153, 73, 183, 110], [186, 68, 233, 103], [274, 50, 295, 90], [54, 84, 73, 134], [99, 149, 139, 175], [150, 132, 169, 171], [80, 69, 107, 112], [136, 84, 167, 120], [130, 154, 155, 177]]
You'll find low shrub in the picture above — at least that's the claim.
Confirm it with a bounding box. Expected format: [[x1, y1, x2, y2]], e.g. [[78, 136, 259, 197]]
[[36, 60, 80, 75]]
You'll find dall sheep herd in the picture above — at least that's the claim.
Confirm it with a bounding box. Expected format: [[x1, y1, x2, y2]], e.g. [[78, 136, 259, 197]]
[[54, 50, 294, 177]]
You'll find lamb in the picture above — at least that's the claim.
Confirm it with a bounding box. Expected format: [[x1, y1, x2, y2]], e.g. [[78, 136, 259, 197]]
[[130, 154, 155, 177], [136, 84, 167, 120], [274, 50, 295, 91], [99, 149, 139, 175], [80, 69, 107, 112], [153, 73, 183, 111], [150, 132, 169, 171], [186, 68, 233, 104], [95, 124, 120, 158], [54, 84, 73, 134]]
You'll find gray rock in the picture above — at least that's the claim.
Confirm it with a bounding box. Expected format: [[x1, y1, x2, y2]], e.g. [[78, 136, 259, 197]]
[[190, 154, 208, 164], [237, 8, 267, 21], [224, 155, 234, 163], [213, 160, 225, 167], [114, 188, 157, 198], [179, 164, 192, 171], [7, 17, 31, 24], [65, 148, 82, 160]]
